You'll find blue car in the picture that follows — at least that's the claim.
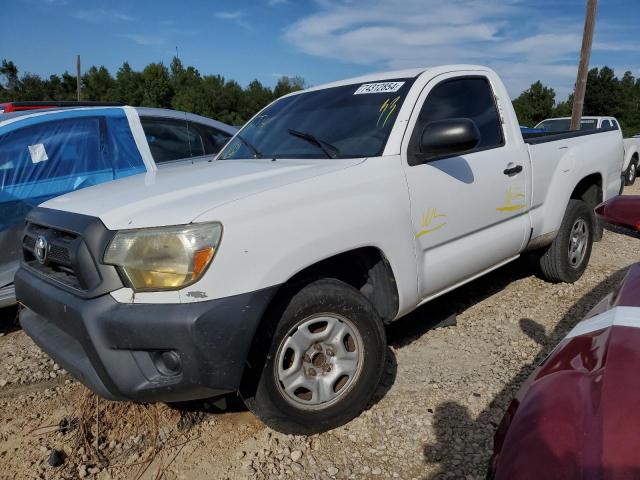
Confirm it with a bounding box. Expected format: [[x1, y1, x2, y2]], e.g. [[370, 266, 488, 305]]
[[519, 125, 545, 135], [0, 106, 236, 307]]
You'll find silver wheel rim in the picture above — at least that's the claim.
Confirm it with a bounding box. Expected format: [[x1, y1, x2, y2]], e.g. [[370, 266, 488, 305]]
[[629, 164, 636, 183], [274, 313, 364, 410], [568, 218, 589, 268]]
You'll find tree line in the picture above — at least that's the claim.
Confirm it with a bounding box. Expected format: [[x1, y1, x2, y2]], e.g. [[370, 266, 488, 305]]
[[2, 59, 639, 136], [0, 58, 305, 126], [513, 66, 640, 136]]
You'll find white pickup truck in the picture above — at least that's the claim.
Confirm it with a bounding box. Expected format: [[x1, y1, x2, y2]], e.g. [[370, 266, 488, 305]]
[[536, 116, 637, 186], [623, 135, 640, 186], [16, 65, 624, 434]]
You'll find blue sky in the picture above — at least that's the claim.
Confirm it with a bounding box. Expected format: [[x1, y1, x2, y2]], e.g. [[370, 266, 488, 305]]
[[2, 0, 639, 100]]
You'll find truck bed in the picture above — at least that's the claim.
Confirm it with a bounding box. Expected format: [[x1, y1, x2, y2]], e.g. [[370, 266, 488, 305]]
[[525, 126, 624, 242]]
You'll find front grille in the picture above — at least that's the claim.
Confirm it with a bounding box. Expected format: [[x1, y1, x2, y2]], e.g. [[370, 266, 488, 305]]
[[20, 208, 124, 299], [23, 223, 82, 290]]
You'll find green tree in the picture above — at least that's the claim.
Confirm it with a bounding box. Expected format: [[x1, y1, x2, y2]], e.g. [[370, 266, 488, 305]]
[[552, 99, 573, 117], [198, 74, 226, 119], [108, 62, 144, 105], [512, 81, 556, 127], [217, 80, 245, 125], [0, 58, 308, 124], [618, 71, 640, 136], [0, 59, 19, 91], [140, 62, 173, 108], [273, 76, 305, 98], [240, 79, 273, 120], [583, 67, 624, 118], [82, 66, 114, 101], [17, 73, 46, 100], [169, 56, 205, 113]]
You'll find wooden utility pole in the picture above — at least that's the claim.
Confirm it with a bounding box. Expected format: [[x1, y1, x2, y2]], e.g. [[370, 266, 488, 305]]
[[570, 0, 598, 130], [76, 54, 81, 101]]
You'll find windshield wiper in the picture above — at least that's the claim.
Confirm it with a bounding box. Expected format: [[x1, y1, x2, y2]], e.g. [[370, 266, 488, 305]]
[[288, 129, 339, 159], [236, 133, 262, 158]]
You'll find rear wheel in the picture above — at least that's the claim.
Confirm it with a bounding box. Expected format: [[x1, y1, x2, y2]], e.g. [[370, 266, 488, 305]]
[[241, 279, 386, 434], [625, 159, 638, 186], [538, 199, 594, 283]]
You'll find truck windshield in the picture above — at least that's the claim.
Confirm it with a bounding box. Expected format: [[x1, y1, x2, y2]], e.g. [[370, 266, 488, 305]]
[[218, 78, 415, 160], [536, 118, 598, 133]]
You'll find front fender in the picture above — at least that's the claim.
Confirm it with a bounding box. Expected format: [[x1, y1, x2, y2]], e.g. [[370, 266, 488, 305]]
[[191, 156, 419, 315]]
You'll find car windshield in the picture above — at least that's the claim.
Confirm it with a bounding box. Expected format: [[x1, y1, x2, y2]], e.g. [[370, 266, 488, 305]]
[[218, 78, 415, 160], [536, 118, 598, 132]]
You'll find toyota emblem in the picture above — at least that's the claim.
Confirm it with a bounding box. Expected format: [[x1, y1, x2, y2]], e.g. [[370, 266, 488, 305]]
[[34, 235, 49, 264]]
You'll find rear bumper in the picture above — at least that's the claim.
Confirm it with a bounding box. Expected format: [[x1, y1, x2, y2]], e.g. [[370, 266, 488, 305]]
[[16, 267, 278, 402]]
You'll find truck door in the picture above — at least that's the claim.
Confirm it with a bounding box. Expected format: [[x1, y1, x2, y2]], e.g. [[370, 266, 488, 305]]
[[401, 73, 531, 299]]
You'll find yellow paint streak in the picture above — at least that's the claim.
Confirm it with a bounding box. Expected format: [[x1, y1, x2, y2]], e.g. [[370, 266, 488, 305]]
[[416, 208, 447, 238], [497, 187, 526, 212], [377, 96, 400, 127], [416, 222, 447, 237], [496, 205, 525, 212]]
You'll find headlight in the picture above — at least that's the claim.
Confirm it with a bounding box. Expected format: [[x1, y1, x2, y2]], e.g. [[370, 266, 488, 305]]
[[104, 222, 222, 291]]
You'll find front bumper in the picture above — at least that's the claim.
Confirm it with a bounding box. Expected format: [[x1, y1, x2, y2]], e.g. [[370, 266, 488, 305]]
[[16, 267, 277, 402]]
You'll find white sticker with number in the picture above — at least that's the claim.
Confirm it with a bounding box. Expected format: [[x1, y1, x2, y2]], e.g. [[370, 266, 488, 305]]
[[354, 82, 405, 95]]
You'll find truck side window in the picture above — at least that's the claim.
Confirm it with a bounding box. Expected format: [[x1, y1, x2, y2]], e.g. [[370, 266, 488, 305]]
[[140, 117, 205, 163], [409, 77, 504, 163], [611, 120, 620, 130]]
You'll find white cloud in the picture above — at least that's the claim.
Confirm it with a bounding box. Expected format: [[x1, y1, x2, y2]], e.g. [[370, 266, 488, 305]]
[[119, 34, 166, 46], [73, 9, 133, 22], [282, 0, 639, 100], [214, 10, 251, 30]]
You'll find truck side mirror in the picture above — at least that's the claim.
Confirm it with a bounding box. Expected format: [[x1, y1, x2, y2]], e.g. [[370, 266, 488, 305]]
[[595, 196, 640, 239], [419, 118, 481, 160]]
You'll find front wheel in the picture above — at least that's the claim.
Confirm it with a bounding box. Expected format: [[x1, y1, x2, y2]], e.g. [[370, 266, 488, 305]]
[[241, 279, 386, 434], [537, 199, 594, 283], [625, 160, 638, 186]]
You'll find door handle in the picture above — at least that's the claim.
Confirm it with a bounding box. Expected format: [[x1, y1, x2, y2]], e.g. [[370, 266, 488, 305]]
[[503, 164, 523, 176]]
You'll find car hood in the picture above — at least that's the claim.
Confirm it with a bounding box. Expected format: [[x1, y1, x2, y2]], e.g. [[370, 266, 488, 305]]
[[492, 264, 640, 479], [41, 158, 365, 230]]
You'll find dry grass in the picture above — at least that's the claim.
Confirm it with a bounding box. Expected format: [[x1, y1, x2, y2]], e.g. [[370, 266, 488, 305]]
[[41, 388, 198, 479]]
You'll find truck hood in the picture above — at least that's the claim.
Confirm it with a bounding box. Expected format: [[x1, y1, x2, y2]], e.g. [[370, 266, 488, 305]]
[[42, 158, 364, 230]]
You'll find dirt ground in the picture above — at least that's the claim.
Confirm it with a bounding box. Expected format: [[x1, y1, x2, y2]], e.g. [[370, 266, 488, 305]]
[[1, 183, 638, 480]]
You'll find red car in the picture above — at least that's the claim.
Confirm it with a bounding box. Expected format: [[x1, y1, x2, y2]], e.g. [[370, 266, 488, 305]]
[[490, 195, 640, 480]]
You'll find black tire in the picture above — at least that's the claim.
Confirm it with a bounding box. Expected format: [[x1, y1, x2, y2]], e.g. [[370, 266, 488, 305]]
[[625, 159, 638, 186], [241, 278, 386, 434], [538, 199, 594, 283]]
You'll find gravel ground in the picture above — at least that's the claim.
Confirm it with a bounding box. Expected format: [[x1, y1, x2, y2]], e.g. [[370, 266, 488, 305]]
[[1, 183, 638, 480]]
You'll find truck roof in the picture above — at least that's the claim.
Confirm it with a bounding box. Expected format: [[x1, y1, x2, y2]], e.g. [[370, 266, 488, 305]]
[[539, 116, 617, 121], [299, 64, 491, 93]]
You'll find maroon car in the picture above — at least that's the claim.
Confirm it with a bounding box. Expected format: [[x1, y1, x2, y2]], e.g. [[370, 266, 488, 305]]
[[490, 196, 640, 480]]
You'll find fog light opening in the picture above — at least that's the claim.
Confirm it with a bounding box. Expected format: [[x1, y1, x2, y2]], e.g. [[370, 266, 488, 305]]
[[154, 350, 182, 376]]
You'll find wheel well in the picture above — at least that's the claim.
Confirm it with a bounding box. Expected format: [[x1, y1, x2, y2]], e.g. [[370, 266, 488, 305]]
[[275, 247, 400, 323], [571, 173, 602, 208], [571, 173, 603, 240], [632, 153, 639, 165]]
